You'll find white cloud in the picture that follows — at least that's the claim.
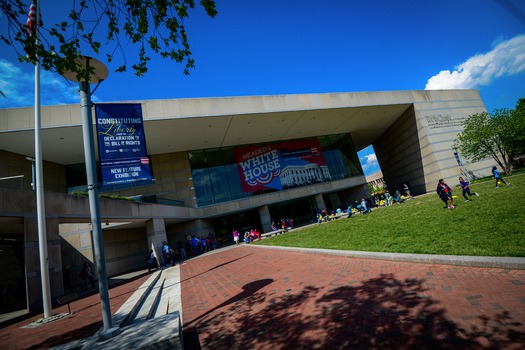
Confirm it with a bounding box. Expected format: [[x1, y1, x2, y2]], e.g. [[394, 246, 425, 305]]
[[425, 34, 525, 90], [360, 152, 378, 173], [0, 59, 101, 108]]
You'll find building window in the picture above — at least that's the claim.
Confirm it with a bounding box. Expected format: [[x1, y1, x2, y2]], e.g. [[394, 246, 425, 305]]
[[188, 134, 363, 207]]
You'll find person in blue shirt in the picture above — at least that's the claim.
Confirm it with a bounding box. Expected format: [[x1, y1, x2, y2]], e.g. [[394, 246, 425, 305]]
[[384, 190, 392, 206], [360, 197, 370, 214], [459, 176, 479, 202], [162, 241, 170, 266], [492, 166, 509, 188], [393, 190, 403, 204]]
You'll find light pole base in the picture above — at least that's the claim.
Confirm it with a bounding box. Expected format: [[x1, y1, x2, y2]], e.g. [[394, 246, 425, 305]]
[[97, 327, 122, 341]]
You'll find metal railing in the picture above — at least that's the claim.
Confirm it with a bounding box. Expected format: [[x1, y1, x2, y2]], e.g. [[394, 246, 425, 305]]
[[0, 175, 25, 189]]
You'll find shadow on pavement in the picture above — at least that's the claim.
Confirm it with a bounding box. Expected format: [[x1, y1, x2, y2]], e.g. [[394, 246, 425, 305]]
[[26, 321, 102, 350], [185, 273, 525, 349]]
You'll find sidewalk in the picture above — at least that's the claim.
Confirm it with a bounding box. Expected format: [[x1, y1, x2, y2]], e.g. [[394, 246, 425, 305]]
[[0, 270, 152, 350], [1, 246, 524, 349], [181, 245, 525, 349]]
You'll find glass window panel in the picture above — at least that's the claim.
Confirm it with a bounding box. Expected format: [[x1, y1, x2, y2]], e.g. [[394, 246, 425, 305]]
[[188, 150, 207, 169], [205, 148, 224, 167], [192, 168, 214, 206], [225, 164, 250, 200], [189, 133, 362, 207], [221, 147, 236, 165], [208, 166, 231, 203]]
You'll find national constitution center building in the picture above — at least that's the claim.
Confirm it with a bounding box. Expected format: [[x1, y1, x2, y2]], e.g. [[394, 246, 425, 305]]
[[0, 90, 494, 312]]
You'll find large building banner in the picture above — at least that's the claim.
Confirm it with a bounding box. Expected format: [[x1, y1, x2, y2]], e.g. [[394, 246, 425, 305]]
[[95, 103, 153, 186], [235, 139, 331, 193]]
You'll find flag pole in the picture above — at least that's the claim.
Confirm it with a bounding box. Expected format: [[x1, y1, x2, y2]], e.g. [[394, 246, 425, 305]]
[[33, 0, 52, 318]]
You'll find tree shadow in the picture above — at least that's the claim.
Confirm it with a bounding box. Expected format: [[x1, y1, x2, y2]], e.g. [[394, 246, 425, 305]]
[[26, 320, 102, 349], [185, 278, 273, 328], [186, 274, 524, 349]]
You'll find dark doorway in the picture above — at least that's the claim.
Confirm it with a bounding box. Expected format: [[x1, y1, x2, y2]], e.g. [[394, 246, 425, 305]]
[[0, 233, 27, 313], [213, 209, 262, 243], [268, 196, 318, 227]]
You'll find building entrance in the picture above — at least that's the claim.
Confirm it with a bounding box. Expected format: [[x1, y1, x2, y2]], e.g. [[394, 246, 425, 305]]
[[268, 197, 318, 228], [0, 233, 27, 313], [213, 209, 262, 243]]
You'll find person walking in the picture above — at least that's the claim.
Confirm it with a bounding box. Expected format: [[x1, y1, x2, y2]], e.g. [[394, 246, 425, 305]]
[[403, 183, 412, 199], [162, 241, 170, 267], [147, 250, 156, 272], [233, 228, 239, 245], [360, 197, 370, 214], [492, 166, 509, 188], [436, 179, 455, 209], [80, 262, 95, 289], [459, 177, 479, 202]]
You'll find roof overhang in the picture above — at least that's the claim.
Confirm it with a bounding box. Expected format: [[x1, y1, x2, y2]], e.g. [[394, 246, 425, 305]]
[[0, 90, 477, 165]]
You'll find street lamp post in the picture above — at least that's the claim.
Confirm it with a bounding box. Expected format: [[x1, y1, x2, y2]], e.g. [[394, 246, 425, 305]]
[[63, 56, 120, 339]]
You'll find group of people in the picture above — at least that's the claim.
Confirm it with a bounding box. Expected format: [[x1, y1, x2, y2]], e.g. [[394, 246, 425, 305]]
[[232, 227, 261, 244], [437, 176, 480, 209], [271, 218, 293, 231], [148, 234, 220, 271], [436, 166, 509, 209], [60, 261, 95, 291], [370, 183, 412, 208], [316, 197, 372, 223], [316, 208, 341, 222]]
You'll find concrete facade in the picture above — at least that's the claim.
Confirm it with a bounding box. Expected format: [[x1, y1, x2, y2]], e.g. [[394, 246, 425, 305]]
[[0, 90, 494, 312]]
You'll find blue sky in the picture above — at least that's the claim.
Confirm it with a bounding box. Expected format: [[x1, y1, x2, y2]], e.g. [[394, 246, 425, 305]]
[[1, 0, 525, 176]]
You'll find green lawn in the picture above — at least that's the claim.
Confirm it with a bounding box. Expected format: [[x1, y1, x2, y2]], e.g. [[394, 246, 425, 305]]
[[254, 174, 525, 257]]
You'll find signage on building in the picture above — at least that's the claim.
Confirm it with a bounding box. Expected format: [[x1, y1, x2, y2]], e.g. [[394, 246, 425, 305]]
[[95, 103, 153, 186], [424, 114, 468, 129], [234, 139, 330, 192]]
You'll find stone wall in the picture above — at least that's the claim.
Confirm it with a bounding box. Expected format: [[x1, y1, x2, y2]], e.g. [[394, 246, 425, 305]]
[[0, 149, 66, 192]]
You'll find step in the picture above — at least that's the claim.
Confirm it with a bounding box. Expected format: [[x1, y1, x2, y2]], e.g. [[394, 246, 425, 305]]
[[153, 265, 182, 320], [114, 270, 161, 327], [131, 274, 164, 324], [84, 311, 182, 350]]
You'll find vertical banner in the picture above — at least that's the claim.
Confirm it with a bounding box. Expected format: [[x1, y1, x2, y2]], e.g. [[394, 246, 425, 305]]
[[95, 103, 153, 186], [235, 138, 330, 193]]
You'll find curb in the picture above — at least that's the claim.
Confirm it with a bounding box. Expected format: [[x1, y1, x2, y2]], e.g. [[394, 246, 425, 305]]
[[248, 244, 525, 270]]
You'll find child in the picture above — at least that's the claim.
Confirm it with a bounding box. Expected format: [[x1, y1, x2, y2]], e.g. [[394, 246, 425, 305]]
[[459, 177, 479, 202], [403, 183, 412, 199], [360, 197, 369, 214], [436, 179, 455, 209], [492, 166, 509, 188], [384, 190, 391, 206]]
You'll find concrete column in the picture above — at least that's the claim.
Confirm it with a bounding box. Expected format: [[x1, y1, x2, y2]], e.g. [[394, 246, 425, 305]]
[[146, 218, 167, 265], [314, 193, 326, 211], [24, 216, 62, 312], [258, 205, 272, 232]]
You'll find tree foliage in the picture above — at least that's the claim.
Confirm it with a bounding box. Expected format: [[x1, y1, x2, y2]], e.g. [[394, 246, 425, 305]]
[[0, 0, 217, 83], [454, 99, 525, 173]]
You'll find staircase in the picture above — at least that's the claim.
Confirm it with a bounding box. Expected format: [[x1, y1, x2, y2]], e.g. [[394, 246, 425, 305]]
[[81, 266, 183, 350]]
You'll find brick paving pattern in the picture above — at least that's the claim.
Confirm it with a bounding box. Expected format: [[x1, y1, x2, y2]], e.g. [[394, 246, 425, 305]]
[[0, 273, 151, 350], [180, 246, 525, 350], [1, 246, 524, 349]]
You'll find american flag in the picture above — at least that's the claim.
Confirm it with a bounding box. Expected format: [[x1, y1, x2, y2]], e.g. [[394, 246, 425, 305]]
[[26, 1, 43, 36]]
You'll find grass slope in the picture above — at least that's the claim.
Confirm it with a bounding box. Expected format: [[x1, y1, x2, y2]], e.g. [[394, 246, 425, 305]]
[[255, 174, 525, 257]]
